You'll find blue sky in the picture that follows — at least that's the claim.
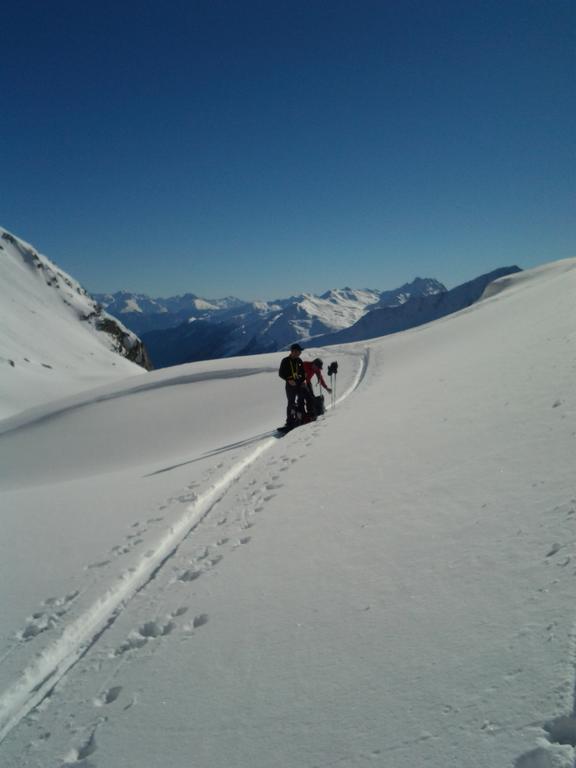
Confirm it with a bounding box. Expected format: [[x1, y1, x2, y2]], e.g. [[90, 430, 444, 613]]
[[2, 0, 574, 300]]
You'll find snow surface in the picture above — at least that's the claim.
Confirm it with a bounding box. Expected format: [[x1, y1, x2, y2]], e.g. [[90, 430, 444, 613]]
[[0, 227, 145, 419], [0, 258, 575, 767]]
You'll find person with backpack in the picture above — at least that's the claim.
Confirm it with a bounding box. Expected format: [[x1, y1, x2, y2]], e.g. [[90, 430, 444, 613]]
[[303, 358, 331, 394], [278, 343, 315, 430], [302, 358, 332, 419]]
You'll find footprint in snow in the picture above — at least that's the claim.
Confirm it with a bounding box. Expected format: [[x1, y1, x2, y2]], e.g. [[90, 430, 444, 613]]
[[19, 591, 80, 641], [184, 614, 209, 631], [18, 613, 58, 641], [111, 544, 131, 556], [139, 620, 176, 639], [177, 492, 197, 503], [113, 634, 148, 656], [44, 591, 79, 608], [177, 568, 201, 583], [514, 747, 555, 767], [114, 620, 175, 656], [93, 686, 122, 707], [63, 723, 101, 765]]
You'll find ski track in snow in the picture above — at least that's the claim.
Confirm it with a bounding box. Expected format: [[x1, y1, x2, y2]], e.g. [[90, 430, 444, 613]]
[[0, 350, 368, 750]]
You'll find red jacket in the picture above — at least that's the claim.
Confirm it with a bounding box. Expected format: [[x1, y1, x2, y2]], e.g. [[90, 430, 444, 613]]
[[303, 361, 330, 390]]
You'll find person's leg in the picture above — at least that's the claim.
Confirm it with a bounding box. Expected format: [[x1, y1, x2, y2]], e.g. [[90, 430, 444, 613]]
[[302, 383, 316, 420], [285, 383, 298, 426]]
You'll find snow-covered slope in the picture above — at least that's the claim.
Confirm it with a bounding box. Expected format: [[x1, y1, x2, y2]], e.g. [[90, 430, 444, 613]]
[[0, 257, 574, 768], [0, 227, 149, 418]]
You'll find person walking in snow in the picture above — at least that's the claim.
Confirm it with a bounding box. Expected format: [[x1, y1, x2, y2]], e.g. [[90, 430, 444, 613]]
[[278, 343, 313, 430], [302, 358, 332, 419]]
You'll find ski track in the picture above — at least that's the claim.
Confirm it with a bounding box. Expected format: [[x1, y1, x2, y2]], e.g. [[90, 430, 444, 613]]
[[0, 349, 368, 748]]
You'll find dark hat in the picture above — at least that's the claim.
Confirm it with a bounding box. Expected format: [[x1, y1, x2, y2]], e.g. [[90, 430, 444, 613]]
[[312, 358, 323, 368], [290, 343, 303, 351]]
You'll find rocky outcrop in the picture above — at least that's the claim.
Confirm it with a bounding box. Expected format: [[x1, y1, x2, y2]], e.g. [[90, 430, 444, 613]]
[[1, 225, 152, 372], [94, 314, 153, 369]]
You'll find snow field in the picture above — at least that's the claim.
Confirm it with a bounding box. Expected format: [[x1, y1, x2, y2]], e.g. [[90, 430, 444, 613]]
[[0, 349, 364, 751], [0, 258, 574, 767]]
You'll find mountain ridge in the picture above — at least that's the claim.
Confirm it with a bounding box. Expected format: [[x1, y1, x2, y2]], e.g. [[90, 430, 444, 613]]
[[98, 279, 447, 368], [311, 266, 522, 347], [0, 226, 150, 418]]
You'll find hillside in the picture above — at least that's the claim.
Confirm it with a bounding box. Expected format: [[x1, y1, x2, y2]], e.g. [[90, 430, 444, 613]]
[[0, 227, 149, 418]]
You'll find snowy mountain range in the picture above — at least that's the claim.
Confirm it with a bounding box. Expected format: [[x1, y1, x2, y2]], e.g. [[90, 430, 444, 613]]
[[92, 291, 245, 334], [98, 280, 447, 368], [99, 268, 521, 369], [0, 227, 150, 418], [94, 282, 444, 337]]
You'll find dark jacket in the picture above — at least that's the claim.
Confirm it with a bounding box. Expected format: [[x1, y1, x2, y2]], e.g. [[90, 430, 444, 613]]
[[279, 355, 306, 385]]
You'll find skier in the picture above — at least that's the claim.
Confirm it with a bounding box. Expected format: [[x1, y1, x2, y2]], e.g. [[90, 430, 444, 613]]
[[278, 343, 314, 431], [302, 358, 332, 419]]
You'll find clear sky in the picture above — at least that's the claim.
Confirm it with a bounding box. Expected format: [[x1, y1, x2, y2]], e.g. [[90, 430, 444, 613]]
[[2, 0, 574, 300]]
